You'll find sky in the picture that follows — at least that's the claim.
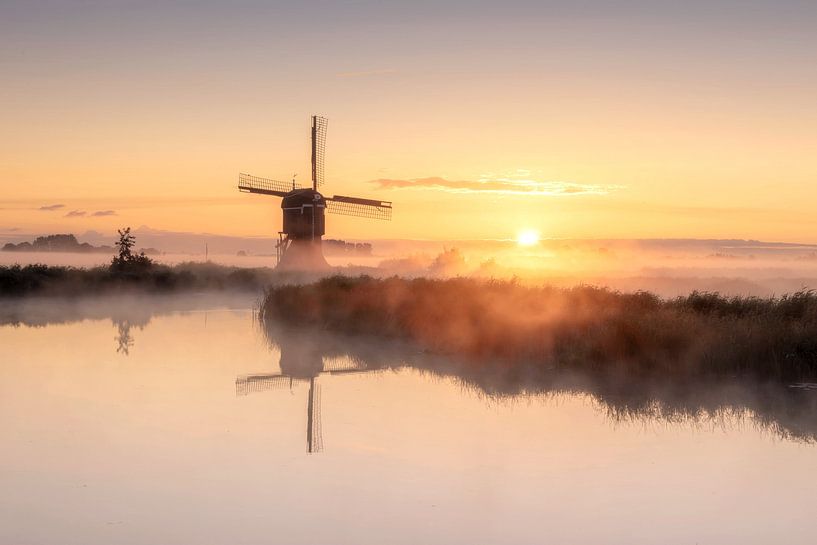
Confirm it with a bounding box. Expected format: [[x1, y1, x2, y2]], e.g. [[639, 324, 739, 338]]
[[2, 0, 817, 242]]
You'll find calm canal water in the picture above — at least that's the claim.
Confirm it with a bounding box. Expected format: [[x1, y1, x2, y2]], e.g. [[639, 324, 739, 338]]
[[1, 294, 816, 545]]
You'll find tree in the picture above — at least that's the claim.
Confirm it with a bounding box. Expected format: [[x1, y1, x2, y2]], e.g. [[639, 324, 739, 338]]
[[115, 228, 135, 261], [110, 227, 153, 272], [429, 247, 466, 276]]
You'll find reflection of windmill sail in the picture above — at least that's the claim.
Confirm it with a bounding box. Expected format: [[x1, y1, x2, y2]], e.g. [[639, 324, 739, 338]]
[[235, 372, 325, 454], [236, 374, 295, 395], [307, 378, 323, 453], [235, 322, 391, 453]]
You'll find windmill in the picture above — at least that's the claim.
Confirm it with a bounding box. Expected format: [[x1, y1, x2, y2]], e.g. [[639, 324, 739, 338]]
[[238, 116, 392, 270]]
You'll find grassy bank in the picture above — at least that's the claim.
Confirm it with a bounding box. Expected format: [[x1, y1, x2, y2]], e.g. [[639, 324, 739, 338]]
[[261, 276, 817, 381], [0, 262, 284, 297]]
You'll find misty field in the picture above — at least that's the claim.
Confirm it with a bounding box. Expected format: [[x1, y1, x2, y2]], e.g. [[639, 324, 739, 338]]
[[261, 276, 817, 381]]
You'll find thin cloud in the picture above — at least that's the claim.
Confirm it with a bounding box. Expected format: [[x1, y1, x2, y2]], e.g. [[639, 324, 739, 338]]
[[90, 210, 117, 217], [39, 204, 65, 211], [336, 68, 397, 78], [369, 177, 622, 196], [64, 210, 87, 217]]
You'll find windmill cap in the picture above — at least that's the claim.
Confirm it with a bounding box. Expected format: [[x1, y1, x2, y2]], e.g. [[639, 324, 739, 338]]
[[281, 189, 326, 208]]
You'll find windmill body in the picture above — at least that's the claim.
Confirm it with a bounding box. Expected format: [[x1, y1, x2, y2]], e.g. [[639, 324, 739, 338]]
[[238, 116, 392, 271], [279, 188, 329, 270]]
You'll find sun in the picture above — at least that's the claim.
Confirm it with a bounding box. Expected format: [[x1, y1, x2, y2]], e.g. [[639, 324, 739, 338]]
[[516, 229, 540, 246]]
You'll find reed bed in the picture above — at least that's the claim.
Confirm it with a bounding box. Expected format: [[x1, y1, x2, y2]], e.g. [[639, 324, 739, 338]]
[[261, 275, 817, 381]]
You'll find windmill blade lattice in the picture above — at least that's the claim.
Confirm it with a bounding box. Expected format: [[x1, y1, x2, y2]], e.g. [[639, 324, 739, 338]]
[[327, 195, 392, 220], [311, 116, 328, 188], [238, 173, 301, 197]]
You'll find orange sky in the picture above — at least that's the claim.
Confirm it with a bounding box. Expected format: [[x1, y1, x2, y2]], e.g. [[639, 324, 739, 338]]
[[2, 1, 816, 242]]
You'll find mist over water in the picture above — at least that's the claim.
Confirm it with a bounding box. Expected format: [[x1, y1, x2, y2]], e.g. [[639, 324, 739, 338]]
[[5, 236, 817, 297], [1, 294, 816, 544]]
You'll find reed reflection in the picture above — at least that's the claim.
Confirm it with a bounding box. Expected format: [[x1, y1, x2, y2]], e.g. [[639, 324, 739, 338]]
[[253, 315, 817, 447], [3, 295, 814, 445]]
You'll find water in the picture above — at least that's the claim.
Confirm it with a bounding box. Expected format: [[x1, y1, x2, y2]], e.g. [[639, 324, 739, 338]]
[[1, 294, 816, 545]]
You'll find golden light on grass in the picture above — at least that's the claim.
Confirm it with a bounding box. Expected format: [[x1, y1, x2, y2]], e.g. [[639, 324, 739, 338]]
[[516, 229, 540, 246]]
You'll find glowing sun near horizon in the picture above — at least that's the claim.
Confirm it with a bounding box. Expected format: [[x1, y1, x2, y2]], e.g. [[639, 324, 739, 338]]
[[516, 229, 540, 246]]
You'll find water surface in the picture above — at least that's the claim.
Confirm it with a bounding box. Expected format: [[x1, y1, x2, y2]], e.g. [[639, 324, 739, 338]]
[[1, 295, 816, 545]]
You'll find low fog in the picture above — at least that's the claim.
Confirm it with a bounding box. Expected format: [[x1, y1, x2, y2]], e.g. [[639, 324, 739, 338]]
[[4, 237, 817, 297]]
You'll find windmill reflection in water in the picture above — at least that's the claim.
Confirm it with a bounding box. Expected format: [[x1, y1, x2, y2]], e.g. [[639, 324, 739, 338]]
[[236, 329, 385, 453]]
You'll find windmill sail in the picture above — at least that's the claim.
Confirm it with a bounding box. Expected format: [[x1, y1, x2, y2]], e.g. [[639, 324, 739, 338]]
[[311, 116, 328, 189], [238, 173, 301, 197], [326, 195, 392, 220]]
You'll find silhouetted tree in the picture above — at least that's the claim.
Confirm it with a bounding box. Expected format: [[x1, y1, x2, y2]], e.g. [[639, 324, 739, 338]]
[[115, 228, 135, 260], [110, 227, 153, 272]]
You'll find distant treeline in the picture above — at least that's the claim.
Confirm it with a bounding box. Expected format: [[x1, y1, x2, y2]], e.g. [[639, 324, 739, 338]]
[[323, 239, 372, 256], [1, 233, 159, 255], [261, 276, 817, 382]]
